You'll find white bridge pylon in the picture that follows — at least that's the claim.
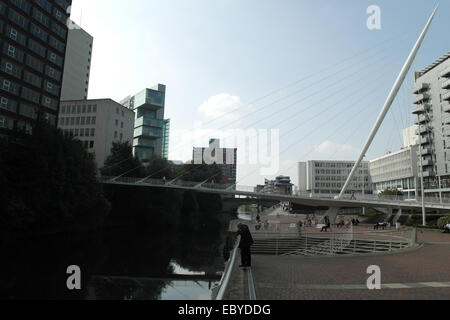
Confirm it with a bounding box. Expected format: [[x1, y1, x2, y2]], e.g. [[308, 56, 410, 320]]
[[323, 5, 440, 225], [339, 5, 438, 199]]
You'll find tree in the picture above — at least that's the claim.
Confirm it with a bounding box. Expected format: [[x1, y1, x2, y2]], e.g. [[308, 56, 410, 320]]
[[181, 163, 223, 183], [101, 142, 144, 178], [0, 120, 110, 239]]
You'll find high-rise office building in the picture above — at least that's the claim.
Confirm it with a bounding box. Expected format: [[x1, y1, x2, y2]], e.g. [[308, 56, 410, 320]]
[[58, 98, 135, 167], [121, 84, 170, 161], [412, 52, 450, 192], [0, 0, 72, 139], [60, 19, 92, 101]]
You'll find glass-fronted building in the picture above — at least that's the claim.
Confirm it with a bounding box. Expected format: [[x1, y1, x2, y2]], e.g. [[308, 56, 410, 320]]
[[121, 84, 170, 161]]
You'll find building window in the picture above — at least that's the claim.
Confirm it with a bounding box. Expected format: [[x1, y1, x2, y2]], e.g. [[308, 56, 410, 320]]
[[90, 128, 95, 137], [115, 119, 118, 126], [91, 116, 96, 125], [90, 141, 94, 149]]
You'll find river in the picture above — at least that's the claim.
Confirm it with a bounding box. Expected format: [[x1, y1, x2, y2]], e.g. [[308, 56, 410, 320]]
[[0, 212, 236, 300]]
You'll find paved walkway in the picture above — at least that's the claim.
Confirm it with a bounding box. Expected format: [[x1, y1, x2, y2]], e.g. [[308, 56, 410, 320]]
[[225, 230, 450, 300]]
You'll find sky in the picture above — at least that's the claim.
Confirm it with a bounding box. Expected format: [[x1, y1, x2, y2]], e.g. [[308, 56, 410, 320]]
[[69, 0, 448, 187]]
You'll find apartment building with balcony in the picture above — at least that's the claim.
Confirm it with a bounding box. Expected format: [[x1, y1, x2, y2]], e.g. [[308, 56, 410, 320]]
[[58, 98, 135, 167], [298, 160, 372, 196], [412, 51, 450, 194], [121, 84, 170, 161], [0, 0, 72, 139]]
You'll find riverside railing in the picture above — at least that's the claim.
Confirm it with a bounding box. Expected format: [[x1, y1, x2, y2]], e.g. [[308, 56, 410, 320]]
[[213, 235, 241, 300]]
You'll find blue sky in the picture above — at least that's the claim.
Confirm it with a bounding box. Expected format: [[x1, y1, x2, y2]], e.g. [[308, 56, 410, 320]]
[[70, 0, 447, 187]]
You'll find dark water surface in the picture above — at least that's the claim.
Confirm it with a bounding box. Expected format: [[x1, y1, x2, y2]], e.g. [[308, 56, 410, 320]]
[[0, 213, 235, 300]]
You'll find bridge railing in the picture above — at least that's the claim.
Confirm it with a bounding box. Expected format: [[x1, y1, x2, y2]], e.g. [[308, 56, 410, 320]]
[[99, 176, 450, 206]]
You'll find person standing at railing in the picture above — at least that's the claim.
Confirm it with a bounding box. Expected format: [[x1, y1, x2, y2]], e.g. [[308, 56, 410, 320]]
[[237, 224, 254, 268]]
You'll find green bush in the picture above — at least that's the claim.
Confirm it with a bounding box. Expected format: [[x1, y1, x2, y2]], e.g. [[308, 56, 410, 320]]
[[437, 216, 450, 229]]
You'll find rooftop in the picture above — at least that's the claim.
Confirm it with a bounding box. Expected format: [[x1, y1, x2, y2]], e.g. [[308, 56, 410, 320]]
[[417, 51, 450, 77]]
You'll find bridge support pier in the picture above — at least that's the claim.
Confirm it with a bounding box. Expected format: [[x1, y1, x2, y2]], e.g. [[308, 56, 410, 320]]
[[323, 207, 340, 224]]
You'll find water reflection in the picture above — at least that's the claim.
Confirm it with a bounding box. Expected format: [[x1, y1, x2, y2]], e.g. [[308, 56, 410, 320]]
[[0, 213, 234, 300]]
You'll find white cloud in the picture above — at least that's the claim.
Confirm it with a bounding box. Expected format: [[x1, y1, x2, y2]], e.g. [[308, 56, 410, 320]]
[[314, 140, 360, 159], [198, 93, 248, 121]]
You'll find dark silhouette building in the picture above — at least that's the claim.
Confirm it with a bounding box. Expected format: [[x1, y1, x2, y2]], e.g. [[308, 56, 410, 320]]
[[0, 0, 72, 139]]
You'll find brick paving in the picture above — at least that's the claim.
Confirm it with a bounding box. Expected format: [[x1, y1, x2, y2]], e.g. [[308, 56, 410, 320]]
[[225, 230, 450, 300]]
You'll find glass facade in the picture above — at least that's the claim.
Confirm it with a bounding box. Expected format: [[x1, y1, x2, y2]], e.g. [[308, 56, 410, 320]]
[[125, 85, 170, 161]]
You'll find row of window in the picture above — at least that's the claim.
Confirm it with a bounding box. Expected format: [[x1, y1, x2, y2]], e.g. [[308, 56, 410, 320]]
[[0, 113, 54, 132], [0, 77, 58, 110], [314, 169, 369, 175], [1, 56, 60, 92], [313, 162, 368, 169], [2, 40, 64, 81], [7, 0, 69, 38], [59, 116, 96, 126], [60, 104, 97, 114], [64, 127, 95, 137]]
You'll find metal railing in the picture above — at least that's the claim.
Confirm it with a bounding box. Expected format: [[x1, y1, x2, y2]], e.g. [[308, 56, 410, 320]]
[[251, 227, 417, 256], [214, 235, 240, 300], [99, 176, 450, 206]]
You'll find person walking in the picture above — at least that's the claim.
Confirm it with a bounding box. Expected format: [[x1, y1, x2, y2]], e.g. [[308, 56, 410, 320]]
[[237, 224, 254, 268]]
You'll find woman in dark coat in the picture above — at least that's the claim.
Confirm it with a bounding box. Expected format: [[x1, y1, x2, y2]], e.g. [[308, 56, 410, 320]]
[[237, 224, 254, 267]]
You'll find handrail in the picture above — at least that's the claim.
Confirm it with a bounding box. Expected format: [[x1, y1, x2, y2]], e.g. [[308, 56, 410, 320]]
[[98, 176, 450, 206], [215, 235, 240, 300]]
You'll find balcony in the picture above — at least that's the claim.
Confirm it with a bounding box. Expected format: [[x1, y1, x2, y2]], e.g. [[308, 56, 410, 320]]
[[417, 114, 429, 124], [442, 79, 450, 90], [418, 159, 433, 167], [413, 93, 431, 105], [412, 105, 426, 115], [419, 170, 435, 178], [443, 101, 450, 113], [420, 136, 430, 145], [443, 91, 450, 101], [444, 129, 450, 137], [413, 82, 430, 94], [417, 147, 432, 156], [441, 66, 450, 78], [417, 125, 431, 135]]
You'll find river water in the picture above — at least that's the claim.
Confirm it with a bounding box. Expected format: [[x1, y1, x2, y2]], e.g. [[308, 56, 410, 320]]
[[0, 213, 236, 300]]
